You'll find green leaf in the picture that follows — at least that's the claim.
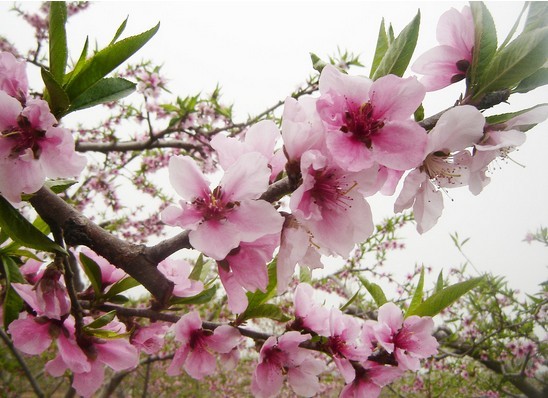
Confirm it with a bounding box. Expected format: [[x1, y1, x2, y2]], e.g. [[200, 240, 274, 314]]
[[359, 277, 387, 307], [79, 252, 103, 295], [372, 11, 420, 80], [499, 3, 529, 50], [68, 77, 136, 113], [514, 68, 548, 93], [189, 254, 206, 281], [169, 285, 217, 305], [469, 2, 498, 93], [48, 1, 68, 82], [485, 103, 548, 126], [405, 267, 425, 318], [103, 277, 140, 299], [414, 103, 424, 122], [1, 255, 25, 328], [244, 261, 278, 310], [434, 270, 444, 294], [407, 277, 485, 317], [84, 310, 117, 329], [110, 16, 129, 45], [474, 27, 548, 99], [64, 22, 160, 101], [85, 328, 131, 339], [298, 265, 311, 284], [369, 18, 389, 79], [340, 289, 361, 312], [64, 37, 89, 85], [0, 196, 65, 254], [523, 2, 548, 34], [41, 67, 70, 118], [239, 303, 290, 323], [21, 179, 77, 201]]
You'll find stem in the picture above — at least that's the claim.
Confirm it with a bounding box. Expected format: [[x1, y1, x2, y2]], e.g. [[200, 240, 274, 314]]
[[0, 328, 45, 398]]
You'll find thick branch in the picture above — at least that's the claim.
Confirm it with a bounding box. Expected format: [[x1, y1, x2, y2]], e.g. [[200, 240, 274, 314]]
[[30, 187, 174, 306]]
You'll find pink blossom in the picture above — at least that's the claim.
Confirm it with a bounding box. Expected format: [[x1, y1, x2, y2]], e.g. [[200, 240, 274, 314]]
[[412, 7, 474, 91], [8, 312, 52, 355], [251, 331, 324, 398], [0, 52, 28, 100], [19, 258, 45, 284], [79, 247, 126, 286], [394, 106, 485, 233], [12, 267, 70, 320], [161, 153, 284, 260], [469, 105, 548, 195], [157, 257, 204, 298], [131, 322, 168, 355], [373, 302, 439, 371], [290, 282, 330, 336], [218, 233, 280, 313], [0, 94, 86, 202], [316, 64, 427, 172], [290, 150, 374, 258], [340, 362, 403, 398], [211, 119, 285, 182], [167, 311, 242, 379]]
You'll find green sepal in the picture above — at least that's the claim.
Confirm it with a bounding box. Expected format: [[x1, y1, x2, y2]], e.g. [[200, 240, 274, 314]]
[[0, 196, 65, 254]]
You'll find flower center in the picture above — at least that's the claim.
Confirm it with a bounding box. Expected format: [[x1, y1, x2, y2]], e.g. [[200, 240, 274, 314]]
[[193, 186, 238, 221], [421, 151, 464, 186], [1, 114, 46, 159], [310, 169, 355, 212], [340, 102, 384, 148]]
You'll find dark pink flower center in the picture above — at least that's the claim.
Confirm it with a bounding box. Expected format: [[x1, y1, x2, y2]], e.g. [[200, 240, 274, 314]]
[[310, 169, 354, 212], [340, 102, 384, 148], [193, 186, 238, 221], [2, 114, 45, 159], [327, 335, 347, 356], [189, 328, 211, 350], [451, 58, 471, 83]]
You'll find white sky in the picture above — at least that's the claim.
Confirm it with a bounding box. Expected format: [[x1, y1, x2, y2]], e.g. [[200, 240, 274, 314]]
[[2, 1, 547, 295]]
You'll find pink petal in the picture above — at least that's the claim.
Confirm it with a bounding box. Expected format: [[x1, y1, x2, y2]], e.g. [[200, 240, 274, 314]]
[[208, 325, 242, 353], [394, 169, 428, 213], [251, 362, 284, 398], [377, 302, 403, 334], [0, 157, 45, 203], [370, 75, 425, 121], [184, 347, 217, 379], [371, 121, 427, 170], [57, 331, 91, 373], [71, 361, 105, 398], [96, 338, 139, 371], [220, 152, 270, 201], [39, 127, 87, 178], [189, 220, 241, 260], [227, 200, 283, 244], [8, 315, 52, 355], [414, 180, 444, 234], [166, 345, 190, 376], [437, 6, 474, 52], [326, 130, 375, 172], [0, 90, 21, 130], [218, 266, 249, 313], [168, 155, 210, 201]]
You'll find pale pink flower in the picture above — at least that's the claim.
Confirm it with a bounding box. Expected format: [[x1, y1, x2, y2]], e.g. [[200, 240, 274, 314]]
[[325, 308, 371, 383], [290, 150, 374, 257], [373, 302, 439, 371], [12, 268, 70, 320], [290, 282, 330, 336], [251, 331, 324, 398], [412, 6, 474, 91], [8, 312, 52, 355], [211, 119, 285, 181], [0, 52, 28, 100], [0, 94, 86, 202], [157, 257, 203, 298], [340, 362, 403, 398], [218, 233, 280, 313], [469, 105, 548, 195], [394, 105, 485, 233], [316, 64, 427, 172], [79, 247, 126, 286], [161, 153, 284, 260], [167, 311, 242, 380], [131, 322, 168, 355]]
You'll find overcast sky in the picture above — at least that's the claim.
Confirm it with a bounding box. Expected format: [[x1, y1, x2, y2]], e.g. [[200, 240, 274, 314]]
[[2, 1, 547, 295]]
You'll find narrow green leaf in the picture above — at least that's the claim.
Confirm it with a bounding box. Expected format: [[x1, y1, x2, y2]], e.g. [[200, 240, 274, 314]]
[[68, 77, 136, 113], [369, 18, 389, 79], [79, 252, 103, 295], [340, 289, 361, 312], [103, 277, 140, 299], [434, 270, 444, 293], [85, 328, 130, 339], [169, 285, 217, 305], [41, 67, 70, 118], [469, 2, 498, 93], [499, 2, 528, 50], [372, 11, 420, 80], [84, 310, 117, 329], [359, 277, 387, 307], [514, 68, 548, 93], [239, 303, 290, 323], [64, 37, 89, 86], [523, 2, 548, 34], [485, 103, 548, 126], [48, 1, 68, 82], [2, 255, 25, 328], [414, 103, 424, 122], [110, 16, 129, 45], [0, 229, 9, 246], [64, 22, 160, 101], [189, 254, 205, 281], [408, 277, 484, 317], [108, 295, 129, 304], [245, 261, 278, 311], [0, 196, 65, 254], [405, 267, 425, 318], [474, 27, 548, 98]]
